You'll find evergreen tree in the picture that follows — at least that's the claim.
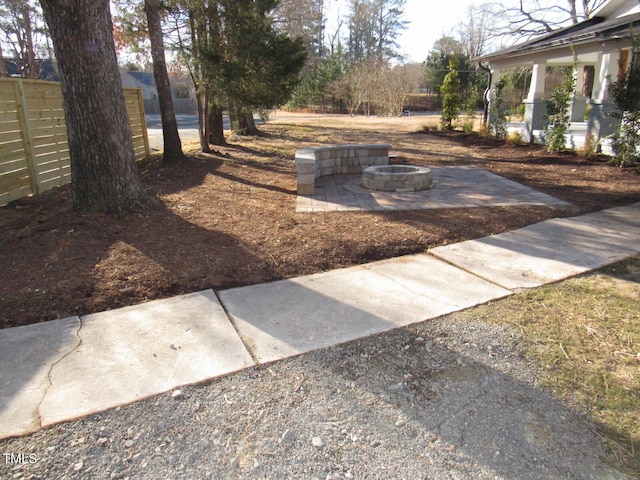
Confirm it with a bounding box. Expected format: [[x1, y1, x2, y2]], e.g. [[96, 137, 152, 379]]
[[440, 57, 462, 130], [347, 0, 407, 63], [544, 66, 574, 152], [219, 0, 306, 133], [181, 0, 306, 146]]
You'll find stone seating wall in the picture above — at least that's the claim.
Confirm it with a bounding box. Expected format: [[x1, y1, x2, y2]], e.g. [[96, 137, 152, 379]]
[[294, 144, 391, 195]]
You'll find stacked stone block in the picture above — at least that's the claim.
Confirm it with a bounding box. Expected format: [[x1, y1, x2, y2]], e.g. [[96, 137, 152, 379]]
[[362, 165, 433, 192], [294, 144, 391, 195]]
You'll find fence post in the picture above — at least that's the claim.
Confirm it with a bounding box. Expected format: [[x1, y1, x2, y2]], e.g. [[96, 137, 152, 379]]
[[13, 79, 39, 195], [137, 88, 150, 158]]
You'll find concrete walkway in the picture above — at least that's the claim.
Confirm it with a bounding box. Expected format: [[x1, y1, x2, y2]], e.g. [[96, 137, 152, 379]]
[[1, 202, 639, 440]]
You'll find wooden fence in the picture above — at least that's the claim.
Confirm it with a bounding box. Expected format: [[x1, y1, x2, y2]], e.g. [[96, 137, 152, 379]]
[[0, 78, 150, 206]]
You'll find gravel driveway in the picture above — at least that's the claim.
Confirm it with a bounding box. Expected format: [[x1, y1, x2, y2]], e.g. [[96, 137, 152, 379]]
[[0, 313, 625, 479]]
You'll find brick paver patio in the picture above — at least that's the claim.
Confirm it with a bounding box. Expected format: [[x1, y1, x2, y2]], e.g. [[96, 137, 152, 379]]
[[296, 166, 570, 212]]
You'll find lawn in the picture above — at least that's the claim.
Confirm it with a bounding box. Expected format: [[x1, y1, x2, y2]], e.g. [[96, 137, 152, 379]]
[[454, 255, 640, 475]]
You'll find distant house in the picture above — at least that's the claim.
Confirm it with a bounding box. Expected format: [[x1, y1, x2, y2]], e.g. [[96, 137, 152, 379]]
[[120, 71, 158, 100], [476, 0, 640, 154], [3, 59, 59, 81], [120, 70, 196, 114]]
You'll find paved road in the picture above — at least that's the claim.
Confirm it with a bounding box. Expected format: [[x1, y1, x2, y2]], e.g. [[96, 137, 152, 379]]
[[145, 114, 202, 150], [145, 114, 202, 129], [145, 114, 264, 150]]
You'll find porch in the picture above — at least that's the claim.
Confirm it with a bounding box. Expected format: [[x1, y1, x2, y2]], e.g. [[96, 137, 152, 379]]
[[477, 0, 640, 154]]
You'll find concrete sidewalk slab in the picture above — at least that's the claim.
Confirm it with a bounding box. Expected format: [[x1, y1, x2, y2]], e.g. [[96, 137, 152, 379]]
[[38, 290, 254, 428], [430, 203, 640, 290], [2, 203, 637, 441], [0, 317, 80, 438], [218, 254, 511, 363]]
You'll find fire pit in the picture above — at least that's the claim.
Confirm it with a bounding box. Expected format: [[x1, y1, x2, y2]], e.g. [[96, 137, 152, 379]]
[[362, 165, 433, 192]]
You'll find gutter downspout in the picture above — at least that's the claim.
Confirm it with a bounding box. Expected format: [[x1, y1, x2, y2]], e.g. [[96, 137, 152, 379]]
[[478, 62, 492, 127]]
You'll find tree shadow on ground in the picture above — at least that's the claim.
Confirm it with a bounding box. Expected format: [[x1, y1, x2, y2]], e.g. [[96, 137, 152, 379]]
[[0, 192, 272, 327], [199, 148, 293, 173], [216, 142, 285, 162], [5, 312, 628, 478]]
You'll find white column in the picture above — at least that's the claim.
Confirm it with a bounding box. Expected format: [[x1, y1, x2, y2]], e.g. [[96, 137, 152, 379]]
[[523, 62, 547, 143], [570, 64, 587, 122], [587, 50, 621, 143], [486, 66, 501, 127], [526, 62, 546, 102], [592, 51, 619, 101]]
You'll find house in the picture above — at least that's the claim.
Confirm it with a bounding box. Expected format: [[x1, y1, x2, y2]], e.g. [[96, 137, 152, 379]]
[[120, 71, 158, 100], [475, 0, 640, 154], [3, 59, 59, 81], [119, 70, 197, 114]]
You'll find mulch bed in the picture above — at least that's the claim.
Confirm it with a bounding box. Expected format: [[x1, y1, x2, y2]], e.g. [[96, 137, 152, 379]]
[[1, 120, 639, 329]]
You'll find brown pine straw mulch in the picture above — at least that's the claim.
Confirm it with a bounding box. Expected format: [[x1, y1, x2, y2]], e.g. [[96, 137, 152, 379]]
[[1, 114, 639, 328]]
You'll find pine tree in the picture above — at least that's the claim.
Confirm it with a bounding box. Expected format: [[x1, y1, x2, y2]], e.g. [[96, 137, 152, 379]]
[[40, 0, 159, 213]]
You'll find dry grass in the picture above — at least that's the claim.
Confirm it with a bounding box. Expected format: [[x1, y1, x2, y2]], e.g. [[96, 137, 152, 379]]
[[463, 256, 640, 476]]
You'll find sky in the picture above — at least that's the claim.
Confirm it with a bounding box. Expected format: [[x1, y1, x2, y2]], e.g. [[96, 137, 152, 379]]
[[324, 0, 478, 63]]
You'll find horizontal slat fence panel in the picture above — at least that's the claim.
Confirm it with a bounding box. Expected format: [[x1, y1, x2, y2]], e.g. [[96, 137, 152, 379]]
[[0, 78, 149, 206]]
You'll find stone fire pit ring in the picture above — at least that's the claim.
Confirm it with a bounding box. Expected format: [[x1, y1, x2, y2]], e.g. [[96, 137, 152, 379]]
[[362, 165, 433, 192]]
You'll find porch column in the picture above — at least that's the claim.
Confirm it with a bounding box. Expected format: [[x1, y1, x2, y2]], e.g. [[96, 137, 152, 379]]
[[570, 64, 587, 122], [587, 51, 620, 144], [523, 61, 546, 143], [486, 67, 501, 126]]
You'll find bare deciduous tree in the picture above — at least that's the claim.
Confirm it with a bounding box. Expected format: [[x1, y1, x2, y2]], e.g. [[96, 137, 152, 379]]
[[329, 69, 363, 116], [0, 0, 47, 78], [332, 60, 420, 117], [483, 0, 608, 39], [455, 4, 494, 58], [273, 0, 325, 61]]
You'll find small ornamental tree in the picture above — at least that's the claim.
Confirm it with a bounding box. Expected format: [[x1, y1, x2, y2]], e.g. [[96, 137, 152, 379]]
[[440, 57, 462, 130], [609, 49, 640, 167], [544, 66, 575, 152]]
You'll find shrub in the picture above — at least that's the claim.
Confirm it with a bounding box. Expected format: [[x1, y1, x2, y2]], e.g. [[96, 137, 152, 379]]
[[421, 120, 439, 132], [506, 132, 524, 145], [462, 119, 475, 133], [440, 57, 462, 130], [579, 133, 598, 158], [608, 48, 640, 167], [489, 78, 508, 139], [544, 67, 574, 152]]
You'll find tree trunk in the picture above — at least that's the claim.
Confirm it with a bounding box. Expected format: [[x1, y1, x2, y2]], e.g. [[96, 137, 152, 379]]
[[144, 0, 185, 166], [208, 104, 226, 146], [196, 87, 212, 153], [189, 9, 212, 153], [0, 42, 7, 77], [39, 0, 159, 213], [228, 106, 239, 133], [23, 4, 38, 78], [239, 112, 259, 135]]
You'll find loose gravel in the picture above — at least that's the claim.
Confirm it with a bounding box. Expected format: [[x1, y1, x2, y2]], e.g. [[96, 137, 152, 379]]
[[1, 314, 627, 479]]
